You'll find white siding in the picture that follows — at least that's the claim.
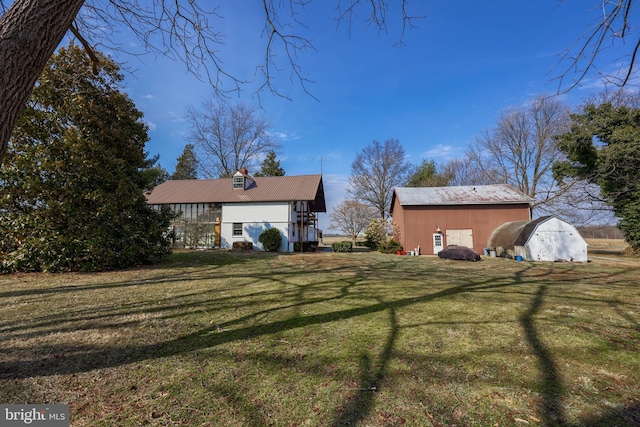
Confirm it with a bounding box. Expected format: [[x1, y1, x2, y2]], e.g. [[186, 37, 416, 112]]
[[223, 202, 290, 223], [220, 202, 292, 251]]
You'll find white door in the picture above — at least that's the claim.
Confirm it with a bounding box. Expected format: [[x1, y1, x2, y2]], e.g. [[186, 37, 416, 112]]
[[446, 229, 473, 248], [433, 233, 444, 254]]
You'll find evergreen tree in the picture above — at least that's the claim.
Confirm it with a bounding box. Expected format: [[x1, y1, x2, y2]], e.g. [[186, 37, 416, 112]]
[[172, 144, 198, 179], [555, 100, 640, 253], [0, 43, 172, 272], [142, 153, 170, 189], [254, 150, 285, 177], [406, 159, 452, 187]]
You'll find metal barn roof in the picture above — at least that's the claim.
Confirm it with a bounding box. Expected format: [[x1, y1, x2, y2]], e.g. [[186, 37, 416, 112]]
[[392, 184, 533, 210], [146, 174, 326, 212]]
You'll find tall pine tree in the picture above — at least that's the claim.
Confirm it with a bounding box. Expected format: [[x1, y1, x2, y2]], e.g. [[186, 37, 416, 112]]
[[254, 150, 285, 177], [172, 143, 198, 179], [0, 43, 172, 272]]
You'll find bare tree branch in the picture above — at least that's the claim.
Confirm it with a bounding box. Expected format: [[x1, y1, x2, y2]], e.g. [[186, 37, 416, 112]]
[[0, 0, 422, 159], [334, 0, 422, 45], [68, 23, 99, 74], [256, 0, 317, 101], [553, 0, 640, 93]]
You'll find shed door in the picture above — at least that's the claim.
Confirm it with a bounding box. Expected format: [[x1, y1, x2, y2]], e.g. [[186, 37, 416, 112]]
[[446, 229, 473, 248]]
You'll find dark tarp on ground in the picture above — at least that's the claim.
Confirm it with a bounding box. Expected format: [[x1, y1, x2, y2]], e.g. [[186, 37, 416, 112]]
[[437, 245, 481, 261]]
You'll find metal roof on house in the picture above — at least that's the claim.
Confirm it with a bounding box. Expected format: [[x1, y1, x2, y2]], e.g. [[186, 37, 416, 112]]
[[146, 174, 326, 212], [391, 184, 533, 211]]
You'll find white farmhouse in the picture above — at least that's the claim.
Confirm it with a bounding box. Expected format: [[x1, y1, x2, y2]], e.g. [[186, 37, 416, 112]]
[[146, 169, 326, 252]]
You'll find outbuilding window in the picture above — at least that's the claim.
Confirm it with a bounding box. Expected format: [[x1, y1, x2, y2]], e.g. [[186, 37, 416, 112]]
[[233, 223, 243, 236]]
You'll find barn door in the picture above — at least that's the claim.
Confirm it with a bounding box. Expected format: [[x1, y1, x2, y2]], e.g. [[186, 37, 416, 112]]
[[446, 229, 473, 248]]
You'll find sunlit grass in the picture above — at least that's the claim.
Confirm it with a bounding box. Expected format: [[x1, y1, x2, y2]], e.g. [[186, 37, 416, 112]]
[[1, 252, 638, 426]]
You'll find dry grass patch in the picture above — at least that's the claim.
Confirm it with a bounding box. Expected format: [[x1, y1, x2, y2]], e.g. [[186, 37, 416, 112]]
[[1, 252, 639, 426], [586, 238, 629, 255]]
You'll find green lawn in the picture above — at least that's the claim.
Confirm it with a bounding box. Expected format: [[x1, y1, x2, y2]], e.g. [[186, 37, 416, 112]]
[[1, 251, 639, 426]]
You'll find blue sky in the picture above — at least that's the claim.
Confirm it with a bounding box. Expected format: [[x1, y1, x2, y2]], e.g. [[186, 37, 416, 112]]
[[97, 1, 628, 231]]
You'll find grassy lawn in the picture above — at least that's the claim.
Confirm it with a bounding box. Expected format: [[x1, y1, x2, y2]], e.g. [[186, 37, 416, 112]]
[[1, 250, 639, 426]]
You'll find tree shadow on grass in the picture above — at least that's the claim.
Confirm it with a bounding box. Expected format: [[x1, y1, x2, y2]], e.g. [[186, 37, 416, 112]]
[[0, 266, 547, 425], [331, 307, 398, 426], [1, 257, 637, 426], [0, 250, 260, 299], [520, 284, 566, 426], [571, 401, 640, 426], [512, 266, 640, 427], [0, 273, 518, 379]]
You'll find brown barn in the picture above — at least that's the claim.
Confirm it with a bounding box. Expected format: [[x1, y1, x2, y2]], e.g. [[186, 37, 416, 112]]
[[390, 185, 533, 255]]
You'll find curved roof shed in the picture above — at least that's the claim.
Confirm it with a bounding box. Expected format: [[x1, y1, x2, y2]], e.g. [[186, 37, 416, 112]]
[[488, 216, 588, 262]]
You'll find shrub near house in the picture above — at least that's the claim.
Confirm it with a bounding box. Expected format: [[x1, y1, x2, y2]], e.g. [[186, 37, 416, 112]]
[[259, 228, 282, 252], [332, 241, 353, 252]]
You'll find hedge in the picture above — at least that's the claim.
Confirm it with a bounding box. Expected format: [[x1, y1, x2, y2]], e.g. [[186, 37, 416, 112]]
[[331, 241, 353, 252]]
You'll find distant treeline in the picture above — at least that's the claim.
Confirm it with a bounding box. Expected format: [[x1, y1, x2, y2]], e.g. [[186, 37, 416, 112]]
[[577, 225, 624, 239]]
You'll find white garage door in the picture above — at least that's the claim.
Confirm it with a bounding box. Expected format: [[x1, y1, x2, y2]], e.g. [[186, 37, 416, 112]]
[[446, 229, 473, 248]]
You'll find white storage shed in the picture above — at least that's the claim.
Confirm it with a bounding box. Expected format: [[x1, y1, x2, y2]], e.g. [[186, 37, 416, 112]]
[[487, 216, 588, 262]]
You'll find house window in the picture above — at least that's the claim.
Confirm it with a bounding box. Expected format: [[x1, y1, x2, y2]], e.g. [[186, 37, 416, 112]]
[[233, 176, 244, 189], [233, 223, 243, 236]]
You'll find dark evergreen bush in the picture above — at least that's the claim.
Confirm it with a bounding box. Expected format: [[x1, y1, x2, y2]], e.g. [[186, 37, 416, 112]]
[[377, 239, 403, 254], [258, 228, 282, 252], [331, 241, 353, 252]]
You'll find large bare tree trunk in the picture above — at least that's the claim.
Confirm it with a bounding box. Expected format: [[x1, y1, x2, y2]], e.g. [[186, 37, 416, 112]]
[[0, 0, 85, 159]]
